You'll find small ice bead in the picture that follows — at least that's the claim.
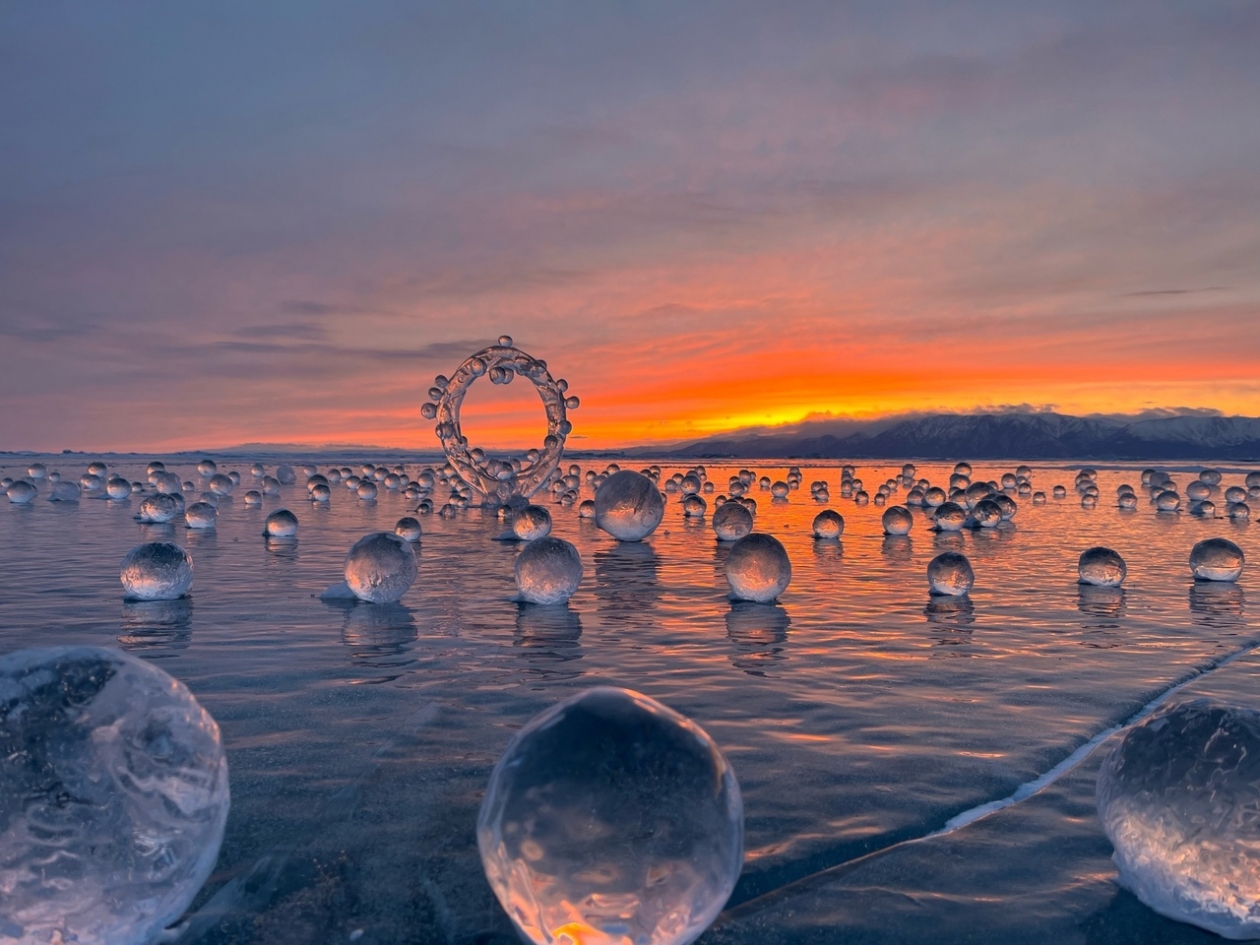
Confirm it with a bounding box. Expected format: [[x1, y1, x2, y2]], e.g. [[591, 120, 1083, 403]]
[[1096, 699, 1260, 940], [927, 551, 973, 596], [185, 501, 217, 529], [1078, 547, 1126, 587], [514, 536, 583, 604], [512, 505, 552, 541], [478, 687, 743, 945], [344, 532, 417, 603], [263, 508, 298, 538], [120, 541, 194, 600], [725, 533, 791, 602], [1189, 537, 1245, 582], [682, 494, 707, 518], [812, 509, 844, 539], [578, 499, 596, 519], [394, 516, 422, 542], [713, 502, 754, 542], [595, 470, 664, 541], [882, 505, 912, 536]]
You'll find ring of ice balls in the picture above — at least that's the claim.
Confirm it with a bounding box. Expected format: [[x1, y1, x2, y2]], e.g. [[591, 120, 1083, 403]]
[[423, 335, 578, 504]]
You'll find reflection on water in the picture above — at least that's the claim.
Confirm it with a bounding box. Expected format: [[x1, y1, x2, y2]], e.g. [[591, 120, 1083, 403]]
[[329, 600, 418, 675], [1078, 586, 1127, 619], [264, 537, 299, 558], [594, 542, 661, 619], [513, 603, 584, 685], [117, 597, 193, 658], [881, 535, 913, 564], [726, 601, 790, 677], [925, 595, 975, 632], [933, 531, 966, 553], [1189, 582, 1246, 627]]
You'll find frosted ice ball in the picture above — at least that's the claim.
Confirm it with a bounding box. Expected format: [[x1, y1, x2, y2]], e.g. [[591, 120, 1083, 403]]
[[1225, 486, 1247, 504], [196, 459, 217, 477], [242, 490, 262, 507], [725, 533, 791, 602], [713, 502, 754, 542], [1199, 468, 1223, 486], [1187, 481, 1211, 502], [260, 476, 281, 496], [27, 463, 46, 480], [49, 481, 82, 502], [207, 474, 234, 497], [812, 509, 844, 540], [882, 505, 913, 536], [512, 505, 553, 542], [185, 501, 217, 530], [310, 483, 331, 503], [0, 646, 229, 945], [1230, 503, 1251, 521], [972, 498, 1002, 528], [394, 516, 422, 542], [928, 551, 974, 596], [120, 542, 194, 601], [105, 476, 131, 500], [477, 687, 743, 945], [681, 474, 702, 495], [356, 480, 378, 500], [770, 481, 789, 499], [1096, 699, 1260, 939], [1190, 538, 1245, 582], [993, 493, 1018, 520], [1079, 547, 1126, 587], [6, 481, 37, 504], [514, 536, 583, 604], [1119, 493, 1138, 510], [263, 508, 298, 538], [1156, 490, 1181, 512], [933, 501, 967, 532], [276, 463, 296, 485], [137, 494, 180, 524], [1189, 500, 1215, 517], [578, 499, 596, 519], [344, 532, 416, 603], [595, 470, 665, 541], [683, 494, 707, 518]]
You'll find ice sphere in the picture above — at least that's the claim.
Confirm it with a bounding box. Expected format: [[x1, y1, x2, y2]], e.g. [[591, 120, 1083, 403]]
[[933, 501, 967, 532], [1119, 493, 1138, 510], [344, 532, 417, 603], [185, 501, 217, 530], [882, 505, 913, 536], [1079, 547, 1126, 587], [1053, 485, 1067, 499], [310, 483, 331, 503], [207, 473, 234, 497], [263, 508, 298, 538], [104, 476, 131, 500], [992, 493, 1018, 520], [1187, 481, 1212, 502], [1082, 494, 1099, 509], [137, 494, 180, 524], [120, 541, 194, 600], [49, 481, 81, 502], [276, 463, 296, 484], [713, 502, 754, 542], [394, 516, 422, 542], [1189, 500, 1215, 517], [924, 486, 947, 508], [27, 463, 47, 480], [1033, 491, 1047, 504], [770, 481, 790, 499], [356, 480, 379, 500], [1190, 538, 1245, 582], [1156, 490, 1181, 512], [725, 533, 791, 602], [1096, 699, 1260, 940], [971, 498, 1002, 528], [854, 490, 869, 506], [0, 645, 229, 945], [196, 459, 217, 477], [1230, 503, 1251, 521], [954, 462, 973, 477], [6, 480, 37, 504], [812, 509, 844, 540], [1199, 468, 1223, 486], [576, 498, 596, 519], [595, 470, 665, 542], [243, 490, 263, 506], [512, 505, 553, 541], [927, 551, 974, 596], [260, 475, 281, 496], [1225, 486, 1246, 504], [514, 535, 583, 604], [477, 687, 743, 945], [681, 474, 702, 495], [683, 494, 707, 518]]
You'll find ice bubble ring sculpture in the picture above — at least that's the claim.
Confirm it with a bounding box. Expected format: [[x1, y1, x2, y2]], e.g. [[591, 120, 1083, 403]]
[[423, 335, 578, 505]]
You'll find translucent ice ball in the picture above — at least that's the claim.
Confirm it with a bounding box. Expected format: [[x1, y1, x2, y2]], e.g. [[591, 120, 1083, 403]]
[[1079, 547, 1126, 587], [512, 505, 553, 542], [263, 508, 298, 538], [972, 498, 1002, 528], [242, 490, 263, 507], [1156, 490, 1181, 512], [725, 533, 791, 602], [595, 470, 665, 541], [713, 502, 754, 542], [682, 494, 707, 518], [578, 499, 596, 519], [514, 536, 583, 604], [196, 459, 217, 477], [0, 646, 229, 945], [812, 509, 844, 540], [120, 542, 194, 601], [137, 494, 180, 524], [6, 481, 37, 504], [477, 687, 743, 945], [1189, 538, 1245, 582], [207, 473, 234, 497], [928, 551, 974, 596], [310, 483, 331, 503], [394, 516, 422, 542], [106, 476, 131, 500], [882, 505, 913, 536], [933, 501, 967, 532], [1097, 699, 1260, 940], [276, 463, 296, 485], [185, 501, 218, 530], [344, 532, 417, 603], [356, 480, 378, 501]]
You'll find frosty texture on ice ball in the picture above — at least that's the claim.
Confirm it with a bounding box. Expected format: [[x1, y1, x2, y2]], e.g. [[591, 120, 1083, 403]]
[[928, 551, 974, 596], [933, 501, 967, 532], [6, 481, 37, 504], [882, 504, 913, 536], [713, 501, 754, 542], [120, 542, 194, 600], [263, 508, 298, 538], [394, 516, 422, 542], [595, 470, 665, 541], [185, 501, 217, 530], [1079, 547, 1126, 587], [812, 509, 844, 540], [344, 532, 417, 603], [1190, 538, 1245, 582], [511, 505, 552, 542], [725, 533, 791, 602], [0, 646, 229, 945], [1096, 699, 1260, 940], [477, 687, 743, 945], [514, 536, 583, 604]]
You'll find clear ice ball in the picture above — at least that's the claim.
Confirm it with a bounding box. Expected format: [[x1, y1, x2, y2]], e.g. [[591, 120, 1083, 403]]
[[682, 494, 707, 518], [713, 502, 754, 542], [512, 505, 553, 542], [812, 509, 844, 540], [185, 501, 217, 530], [928, 551, 974, 596], [356, 480, 378, 501], [263, 508, 298, 538], [206, 473, 234, 497], [394, 516, 422, 542], [344, 532, 417, 603], [1097, 699, 1260, 940], [971, 498, 1002, 528], [933, 501, 967, 532], [514, 536, 583, 604], [6, 481, 37, 505], [0, 646, 229, 945], [882, 505, 913, 536], [725, 533, 792, 602], [1190, 538, 1245, 582], [477, 687, 743, 945], [120, 542, 194, 600], [1078, 547, 1126, 587], [595, 470, 665, 541], [1156, 490, 1181, 512]]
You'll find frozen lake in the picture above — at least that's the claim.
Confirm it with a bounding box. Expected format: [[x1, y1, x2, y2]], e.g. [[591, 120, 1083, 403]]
[[1, 454, 1257, 945]]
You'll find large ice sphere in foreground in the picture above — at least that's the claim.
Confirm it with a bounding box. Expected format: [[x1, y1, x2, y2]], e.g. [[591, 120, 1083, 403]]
[[882, 505, 913, 536], [812, 509, 844, 540], [1190, 538, 1245, 582], [120, 542, 194, 600], [1079, 547, 1126, 587], [595, 470, 665, 541], [263, 508, 298, 538], [344, 532, 417, 603], [514, 536, 583, 604], [928, 551, 974, 596], [713, 502, 754, 542], [725, 533, 791, 602], [0, 646, 229, 945], [512, 505, 553, 542], [6, 481, 37, 504], [477, 687, 743, 945], [1096, 699, 1260, 940]]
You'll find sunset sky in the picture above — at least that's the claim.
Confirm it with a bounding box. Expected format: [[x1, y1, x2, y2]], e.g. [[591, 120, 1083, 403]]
[[1, 1, 1258, 452]]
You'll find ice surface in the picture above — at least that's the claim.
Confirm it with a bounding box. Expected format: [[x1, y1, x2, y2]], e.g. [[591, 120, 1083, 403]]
[[812, 508, 844, 540], [928, 551, 974, 596], [882, 505, 913, 536], [1190, 538, 1245, 582], [120, 541, 194, 600], [512, 505, 552, 542], [1078, 547, 1126, 587], [725, 533, 792, 602], [477, 687, 743, 945], [595, 470, 664, 541], [263, 509, 298, 538], [344, 532, 416, 603], [514, 536, 583, 604]]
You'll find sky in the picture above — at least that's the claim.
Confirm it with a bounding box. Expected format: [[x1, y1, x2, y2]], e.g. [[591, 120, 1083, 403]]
[[1, 1, 1258, 452]]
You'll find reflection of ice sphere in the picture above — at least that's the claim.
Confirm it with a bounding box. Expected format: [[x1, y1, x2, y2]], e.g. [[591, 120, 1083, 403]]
[[344, 532, 417, 603], [263, 508, 298, 538], [512, 505, 553, 541], [120, 542, 194, 600], [276, 463, 296, 485], [185, 501, 217, 530], [1156, 490, 1181, 512], [207, 474, 234, 496], [1079, 547, 1126, 587], [515, 536, 583, 604], [812, 509, 844, 539], [1096, 699, 1260, 940], [595, 470, 665, 541], [357, 480, 378, 500], [1190, 538, 1245, 582], [137, 493, 180, 524], [713, 502, 754, 542], [726, 534, 791, 602], [928, 551, 974, 596], [882, 505, 912, 536], [933, 501, 967, 531], [0, 646, 229, 945], [578, 499, 596, 519], [683, 494, 707, 518], [478, 687, 743, 945], [394, 516, 422, 542], [197, 459, 217, 477], [6, 480, 37, 504]]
